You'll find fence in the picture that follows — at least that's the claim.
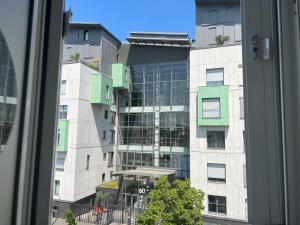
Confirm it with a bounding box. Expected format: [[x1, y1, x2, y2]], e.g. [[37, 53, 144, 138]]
[[73, 206, 137, 225]]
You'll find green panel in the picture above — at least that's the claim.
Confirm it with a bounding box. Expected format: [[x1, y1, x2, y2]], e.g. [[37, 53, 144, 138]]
[[112, 63, 130, 89], [197, 85, 229, 126], [90, 73, 113, 105], [57, 120, 69, 152]]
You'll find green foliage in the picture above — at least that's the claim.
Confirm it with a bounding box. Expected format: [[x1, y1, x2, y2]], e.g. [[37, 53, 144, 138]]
[[137, 176, 204, 225], [64, 209, 76, 225], [94, 190, 110, 207], [215, 35, 230, 45], [70, 52, 80, 62]]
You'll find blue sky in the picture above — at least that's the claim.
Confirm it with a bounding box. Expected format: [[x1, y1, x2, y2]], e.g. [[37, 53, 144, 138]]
[[66, 0, 196, 41]]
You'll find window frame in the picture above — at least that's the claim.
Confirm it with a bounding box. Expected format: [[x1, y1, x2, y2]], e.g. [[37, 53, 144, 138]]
[[207, 130, 225, 149], [207, 163, 226, 183], [206, 68, 224, 86], [202, 98, 221, 119]]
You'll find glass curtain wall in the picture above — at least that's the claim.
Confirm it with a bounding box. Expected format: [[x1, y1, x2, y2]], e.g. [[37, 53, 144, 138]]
[[119, 61, 189, 177], [0, 32, 17, 148]]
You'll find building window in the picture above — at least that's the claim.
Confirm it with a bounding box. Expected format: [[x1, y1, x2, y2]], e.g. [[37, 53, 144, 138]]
[[57, 129, 60, 145], [208, 195, 227, 214], [245, 199, 248, 218], [102, 130, 106, 140], [244, 165, 247, 187], [108, 152, 114, 167], [240, 97, 244, 119], [106, 85, 110, 100], [59, 105, 68, 119], [103, 153, 107, 160], [86, 155, 90, 170], [207, 163, 226, 182], [110, 130, 115, 144], [55, 152, 66, 170], [206, 68, 224, 86], [54, 180, 60, 195], [104, 110, 108, 119], [102, 173, 105, 182], [111, 111, 116, 125], [125, 69, 128, 82], [60, 80, 66, 95], [110, 171, 113, 179], [83, 30, 88, 41], [238, 65, 243, 86], [202, 98, 220, 118], [207, 131, 225, 149]]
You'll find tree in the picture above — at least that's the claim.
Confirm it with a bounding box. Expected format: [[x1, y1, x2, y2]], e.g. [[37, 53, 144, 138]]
[[215, 35, 230, 46], [70, 52, 80, 62], [94, 190, 110, 208], [64, 209, 76, 225], [137, 176, 204, 225]]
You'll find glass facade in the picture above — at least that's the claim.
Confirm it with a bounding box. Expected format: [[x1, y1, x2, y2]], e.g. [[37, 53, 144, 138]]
[[118, 61, 190, 178], [0, 31, 17, 148]]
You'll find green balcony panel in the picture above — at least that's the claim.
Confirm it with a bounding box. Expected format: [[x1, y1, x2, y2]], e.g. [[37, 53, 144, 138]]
[[197, 85, 229, 126], [112, 63, 130, 90], [57, 120, 69, 152], [90, 73, 113, 105]]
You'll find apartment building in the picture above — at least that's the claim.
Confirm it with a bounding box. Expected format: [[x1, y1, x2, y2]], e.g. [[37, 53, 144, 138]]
[[53, 23, 121, 215], [190, 0, 247, 221]]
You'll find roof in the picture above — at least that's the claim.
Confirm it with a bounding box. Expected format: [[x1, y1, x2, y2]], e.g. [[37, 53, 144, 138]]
[[69, 22, 121, 45], [113, 167, 176, 179], [195, 0, 240, 4], [127, 32, 191, 48]]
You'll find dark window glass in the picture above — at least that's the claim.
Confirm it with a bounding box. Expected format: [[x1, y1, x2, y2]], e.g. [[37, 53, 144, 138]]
[[208, 195, 227, 214], [207, 131, 225, 149], [104, 110, 108, 119], [59, 105, 68, 119]]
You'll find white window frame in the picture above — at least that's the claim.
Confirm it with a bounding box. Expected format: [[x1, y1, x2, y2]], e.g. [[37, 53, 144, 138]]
[[207, 163, 226, 183], [202, 98, 220, 119], [60, 80, 66, 95], [206, 68, 224, 86]]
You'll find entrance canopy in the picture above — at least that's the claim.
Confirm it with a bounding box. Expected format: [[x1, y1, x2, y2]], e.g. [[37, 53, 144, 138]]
[[113, 167, 176, 180]]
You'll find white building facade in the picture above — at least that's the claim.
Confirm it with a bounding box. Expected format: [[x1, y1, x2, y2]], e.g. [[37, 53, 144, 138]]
[[190, 45, 247, 220], [53, 62, 117, 210]]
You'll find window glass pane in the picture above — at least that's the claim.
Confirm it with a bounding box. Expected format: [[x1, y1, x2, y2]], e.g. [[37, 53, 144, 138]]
[[59, 105, 68, 119], [207, 131, 225, 149], [238, 65, 243, 86], [60, 80, 66, 95], [240, 97, 244, 118], [207, 68, 224, 86], [208, 163, 226, 182], [203, 98, 220, 118]]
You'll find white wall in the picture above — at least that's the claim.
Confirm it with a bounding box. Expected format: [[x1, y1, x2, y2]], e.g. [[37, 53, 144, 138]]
[[54, 63, 117, 202], [190, 45, 247, 220]]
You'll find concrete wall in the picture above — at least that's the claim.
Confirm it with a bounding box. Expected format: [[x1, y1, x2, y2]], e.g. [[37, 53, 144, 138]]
[[190, 45, 247, 220], [54, 63, 117, 203], [63, 28, 119, 76], [195, 3, 241, 48]]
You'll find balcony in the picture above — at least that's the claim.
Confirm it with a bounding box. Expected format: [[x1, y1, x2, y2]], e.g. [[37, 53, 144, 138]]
[[57, 120, 69, 152], [197, 85, 229, 126], [90, 73, 113, 105], [112, 63, 130, 90]]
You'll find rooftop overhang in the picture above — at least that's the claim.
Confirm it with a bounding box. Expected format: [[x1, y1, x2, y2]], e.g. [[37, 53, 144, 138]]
[[195, 0, 240, 4], [127, 32, 191, 48], [113, 167, 176, 180]]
